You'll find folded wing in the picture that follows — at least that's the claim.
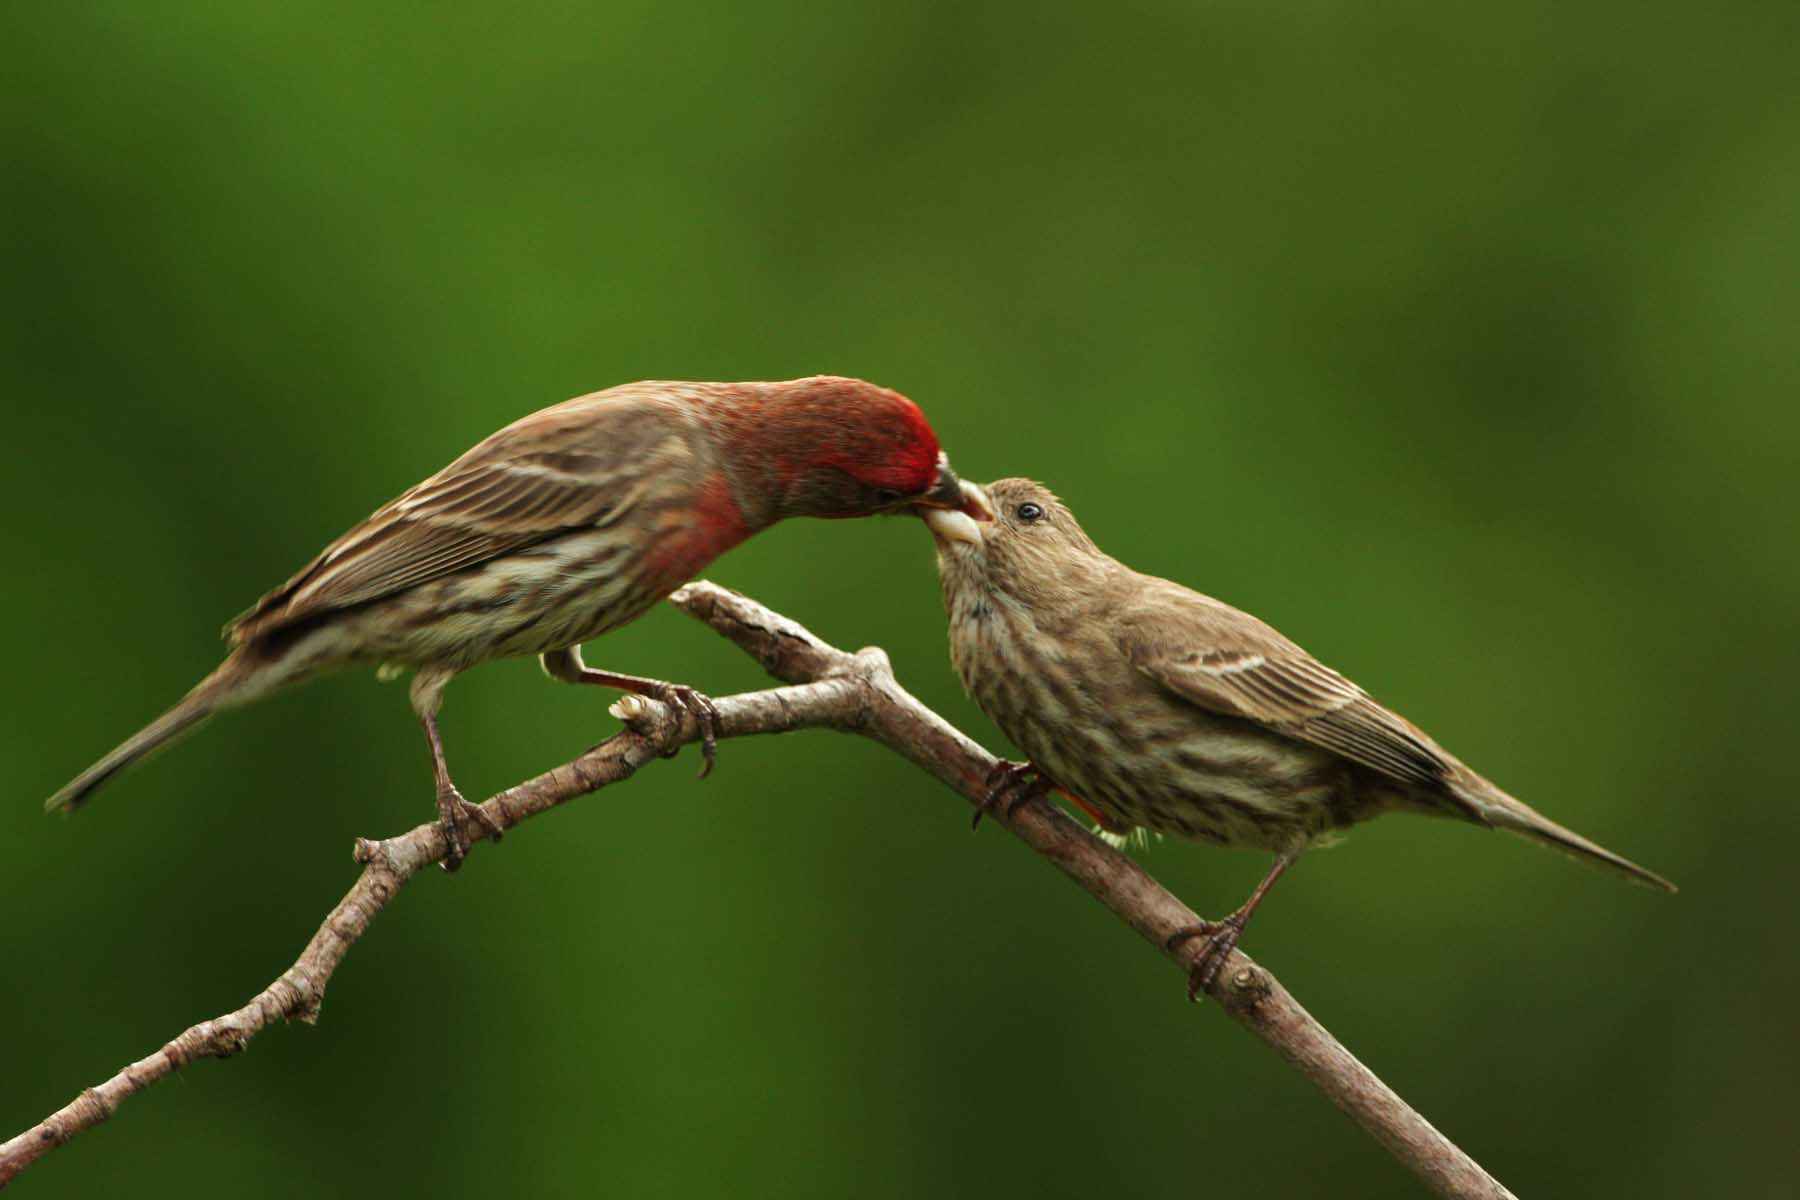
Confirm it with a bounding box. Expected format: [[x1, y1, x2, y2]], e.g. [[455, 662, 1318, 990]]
[[1117, 581, 1481, 819], [228, 398, 682, 642]]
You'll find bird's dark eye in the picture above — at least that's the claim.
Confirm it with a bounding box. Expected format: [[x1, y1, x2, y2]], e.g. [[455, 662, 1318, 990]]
[[872, 488, 903, 505], [1015, 502, 1044, 522]]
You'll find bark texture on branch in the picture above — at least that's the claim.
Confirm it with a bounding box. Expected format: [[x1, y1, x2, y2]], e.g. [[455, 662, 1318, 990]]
[[2, 582, 1515, 1199]]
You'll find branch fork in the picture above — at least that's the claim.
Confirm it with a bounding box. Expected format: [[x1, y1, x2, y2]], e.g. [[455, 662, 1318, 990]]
[[2, 582, 1515, 1199]]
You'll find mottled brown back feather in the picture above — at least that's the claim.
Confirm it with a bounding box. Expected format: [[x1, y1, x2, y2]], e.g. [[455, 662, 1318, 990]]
[[1116, 583, 1477, 816], [226, 384, 706, 643]]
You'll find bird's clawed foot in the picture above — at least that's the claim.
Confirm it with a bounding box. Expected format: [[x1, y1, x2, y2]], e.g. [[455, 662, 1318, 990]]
[[643, 683, 720, 777], [1165, 914, 1247, 1002], [972, 760, 1053, 831], [435, 786, 504, 873]]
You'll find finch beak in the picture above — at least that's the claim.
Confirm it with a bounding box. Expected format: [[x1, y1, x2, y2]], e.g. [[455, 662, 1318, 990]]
[[915, 452, 971, 512], [919, 479, 993, 546]]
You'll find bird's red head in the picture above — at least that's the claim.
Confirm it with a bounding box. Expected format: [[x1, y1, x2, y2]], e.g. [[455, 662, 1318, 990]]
[[714, 376, 968, 522]]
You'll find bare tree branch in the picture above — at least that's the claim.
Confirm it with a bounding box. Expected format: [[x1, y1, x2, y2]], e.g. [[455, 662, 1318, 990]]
[[2, 582, 1516, 1199]]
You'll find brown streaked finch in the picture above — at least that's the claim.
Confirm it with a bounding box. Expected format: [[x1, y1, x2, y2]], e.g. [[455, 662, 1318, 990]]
[[49, 375, 971, 868], [921, 478, 1674, 998]]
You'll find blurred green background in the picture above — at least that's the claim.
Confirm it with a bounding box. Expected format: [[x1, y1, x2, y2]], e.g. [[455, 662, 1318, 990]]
[[5, 2, 1797, 1196]]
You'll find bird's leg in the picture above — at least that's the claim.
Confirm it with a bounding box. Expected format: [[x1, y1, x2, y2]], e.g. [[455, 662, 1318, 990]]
[[1065, 792, 1134, 837], [410, 669, 503, 873], [541, 647, 719, 777], [972, 759, 1056, 830], [1164, 849, 1299, 1001]]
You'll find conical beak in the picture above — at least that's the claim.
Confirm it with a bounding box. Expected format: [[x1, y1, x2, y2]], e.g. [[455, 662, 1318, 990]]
[[918, 478, 992, 546], [952, 477, 995, 522], [914, 455, 995, 520], [916, 453, 969, 511]]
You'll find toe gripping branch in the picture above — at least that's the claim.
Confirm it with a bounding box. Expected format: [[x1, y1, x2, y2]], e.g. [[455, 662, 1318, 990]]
[[972, 760, 1055, 830], [650, 683, 720, 778], [435, 787, 505, 873], [1161, 849, 1297, 1002], [1165, 915, 1247, 1002]]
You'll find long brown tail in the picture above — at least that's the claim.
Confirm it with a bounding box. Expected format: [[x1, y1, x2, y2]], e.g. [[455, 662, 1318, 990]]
[[46, 656, 258, 815], [1458, 781, 1677, 893]]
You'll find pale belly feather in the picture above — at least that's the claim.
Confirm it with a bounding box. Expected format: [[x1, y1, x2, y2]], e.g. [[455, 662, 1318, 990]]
[[950, 588, 1363, 852], [292, 526, 669, 674]]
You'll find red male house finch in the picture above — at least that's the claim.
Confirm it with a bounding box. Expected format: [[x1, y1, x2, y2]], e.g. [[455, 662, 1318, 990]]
[[922, 478, 1674, 996], [50, 376, 968, 867]]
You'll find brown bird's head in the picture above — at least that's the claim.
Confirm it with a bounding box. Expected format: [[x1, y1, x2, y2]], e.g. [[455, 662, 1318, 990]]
[[920, 477, 1111, 606], [714, 376, 970, 523]]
